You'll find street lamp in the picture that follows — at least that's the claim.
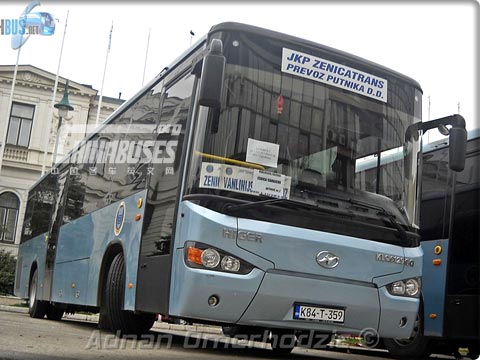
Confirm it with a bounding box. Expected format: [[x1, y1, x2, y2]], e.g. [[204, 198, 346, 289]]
[[52, 80, 74, 165]]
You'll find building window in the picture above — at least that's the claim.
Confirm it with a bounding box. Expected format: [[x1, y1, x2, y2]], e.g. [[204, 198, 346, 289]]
[[6, 102, 35, 147], [0, 192, 20, 243]]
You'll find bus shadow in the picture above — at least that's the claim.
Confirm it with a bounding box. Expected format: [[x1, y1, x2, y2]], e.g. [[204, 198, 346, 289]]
[[61, 317, 394, 359]]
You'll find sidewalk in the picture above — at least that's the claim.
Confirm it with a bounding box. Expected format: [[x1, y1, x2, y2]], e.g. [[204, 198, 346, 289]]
[[0, 295, 222, 335]]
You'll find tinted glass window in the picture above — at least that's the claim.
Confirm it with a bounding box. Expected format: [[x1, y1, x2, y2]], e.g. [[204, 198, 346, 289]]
[[63, 150, 88, 223], [83, 134, 113, 214], [110, 92, 161, 202], [420, 146, 449, 240], [142, 73, 194, 257], [22, 174, 56, 242], [447, 138, 480, 295]]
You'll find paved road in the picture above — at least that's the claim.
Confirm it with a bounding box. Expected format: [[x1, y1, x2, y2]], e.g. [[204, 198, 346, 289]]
[[0, 310, 455, 360]]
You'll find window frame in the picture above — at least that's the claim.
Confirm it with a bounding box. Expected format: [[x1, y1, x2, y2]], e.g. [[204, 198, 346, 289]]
[[6, 102, 35, 148], [0, 192, 20, 243]]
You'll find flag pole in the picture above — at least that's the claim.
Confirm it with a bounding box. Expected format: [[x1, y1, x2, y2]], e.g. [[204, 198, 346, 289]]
[[0, 47, 22, 175], [41, 10, 70, 175], [95, 22, 113, 127], [141, 28, 151, 87]]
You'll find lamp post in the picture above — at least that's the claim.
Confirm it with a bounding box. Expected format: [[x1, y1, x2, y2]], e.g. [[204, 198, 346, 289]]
[[52, 80, 74, 165]]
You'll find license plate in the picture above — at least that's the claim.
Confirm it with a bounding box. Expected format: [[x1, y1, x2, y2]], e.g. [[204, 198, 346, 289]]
[[293, 303, 345, 324]]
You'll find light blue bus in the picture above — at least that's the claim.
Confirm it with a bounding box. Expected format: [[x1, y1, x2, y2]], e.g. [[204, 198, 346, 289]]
[[14, 22, 466, 353], [382, 129, 479, 359]]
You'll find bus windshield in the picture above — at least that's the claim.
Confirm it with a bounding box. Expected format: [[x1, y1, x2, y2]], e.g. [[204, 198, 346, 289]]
[[186, 29, 422, 242]]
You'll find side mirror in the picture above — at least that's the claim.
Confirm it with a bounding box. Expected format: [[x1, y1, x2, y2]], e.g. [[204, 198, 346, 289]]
[[421, 115, 467, 173], [448, 126, 467, 172], [198, 39, 226, 108]]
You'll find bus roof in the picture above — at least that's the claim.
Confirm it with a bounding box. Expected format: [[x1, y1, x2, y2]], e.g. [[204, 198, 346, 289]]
[[423, 128, 480, 154], [208, 22, 423, 92]]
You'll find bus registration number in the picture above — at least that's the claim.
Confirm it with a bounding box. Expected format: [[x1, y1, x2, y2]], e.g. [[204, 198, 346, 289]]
[[294, 304, 345, 324]]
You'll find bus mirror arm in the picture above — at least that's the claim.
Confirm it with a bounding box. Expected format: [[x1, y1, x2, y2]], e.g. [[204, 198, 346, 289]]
[[198, 39, 226, 108], [421, 114, 467, 172]]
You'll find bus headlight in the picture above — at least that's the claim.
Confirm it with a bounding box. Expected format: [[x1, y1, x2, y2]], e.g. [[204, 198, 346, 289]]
[[201, 248, 221, 268], [185, 241, 253, 275], [221, 256, 241, 272], [405, 278, 421, 297], [387, 277, 421, 298]]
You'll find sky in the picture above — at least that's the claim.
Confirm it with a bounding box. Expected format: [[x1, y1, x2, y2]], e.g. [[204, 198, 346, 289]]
[[0, 1, 478, 141]]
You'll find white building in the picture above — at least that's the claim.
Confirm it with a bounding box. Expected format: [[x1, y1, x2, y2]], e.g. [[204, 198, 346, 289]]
[[0, 64, 123, 255]]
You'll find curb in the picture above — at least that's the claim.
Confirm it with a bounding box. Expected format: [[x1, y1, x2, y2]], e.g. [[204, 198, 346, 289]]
[[0, 304, 28, 314]]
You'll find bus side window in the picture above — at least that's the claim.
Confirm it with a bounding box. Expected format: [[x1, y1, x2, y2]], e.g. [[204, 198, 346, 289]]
[[142, 73, 194, 257], [62, 152, 87, 224], [448, 139, 480, 294], [83, 134, 112, 214], [22, 174, 56, 242], [109, 95, 159, 202], [420, 147, 450, 241]]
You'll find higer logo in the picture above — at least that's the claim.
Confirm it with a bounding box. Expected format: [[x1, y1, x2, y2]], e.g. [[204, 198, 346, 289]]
[[222, 228, 263, 243]]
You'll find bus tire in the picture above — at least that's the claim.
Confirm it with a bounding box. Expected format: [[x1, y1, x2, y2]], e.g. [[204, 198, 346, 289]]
[[383, 310, 431, 359], [28, 268, 47, 319], [46, 305, 64, 321], [104, 252, 156, 335]]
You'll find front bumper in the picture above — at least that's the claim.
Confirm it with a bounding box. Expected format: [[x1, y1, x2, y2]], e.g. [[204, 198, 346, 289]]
[[170, 260, 419, 339]]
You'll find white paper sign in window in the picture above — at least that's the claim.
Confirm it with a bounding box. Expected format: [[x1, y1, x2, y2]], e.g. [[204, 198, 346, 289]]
[[253, 170, 286, 199], [246, 138, 279, 168]]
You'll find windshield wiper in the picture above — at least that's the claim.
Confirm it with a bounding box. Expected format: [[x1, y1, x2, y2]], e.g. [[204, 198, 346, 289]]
[[225, 198, 292, 212], [346, 198, 410, 246], [183, 193, 299, 213], [297, 187, 410, 246]]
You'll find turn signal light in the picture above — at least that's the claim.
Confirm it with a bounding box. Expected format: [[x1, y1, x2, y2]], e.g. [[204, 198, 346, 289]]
[[429, 313, 438, 319], [187, 247, 203, 265], [432, 259, 442, 266]]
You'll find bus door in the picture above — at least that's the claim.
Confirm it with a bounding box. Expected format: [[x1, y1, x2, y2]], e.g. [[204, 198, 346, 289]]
[[41, 165, 69, 301], [136, 71, 196, 314], [444, 137, 479, 339]]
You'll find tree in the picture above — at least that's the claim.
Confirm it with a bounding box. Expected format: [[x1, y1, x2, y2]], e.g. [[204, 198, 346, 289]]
[[0, 249, 16, 295]]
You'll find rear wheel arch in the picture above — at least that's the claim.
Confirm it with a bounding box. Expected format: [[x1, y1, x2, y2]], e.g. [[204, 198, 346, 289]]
[[29, 262, 38, 285], [102, 251, 155, 334], [383, 298, 431, 359], [28, 266, 47, 318], [28, 262, 39, 299]]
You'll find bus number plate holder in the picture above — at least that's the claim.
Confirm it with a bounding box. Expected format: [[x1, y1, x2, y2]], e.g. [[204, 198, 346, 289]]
[[293, 303, 345, 324]]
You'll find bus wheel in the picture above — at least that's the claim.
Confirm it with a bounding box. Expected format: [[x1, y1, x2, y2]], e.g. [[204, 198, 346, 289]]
[[383, 311, 431, 359], [28, 269, 47, 319], [104, 252, 156, 335], [46, 305, 64, 321]]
